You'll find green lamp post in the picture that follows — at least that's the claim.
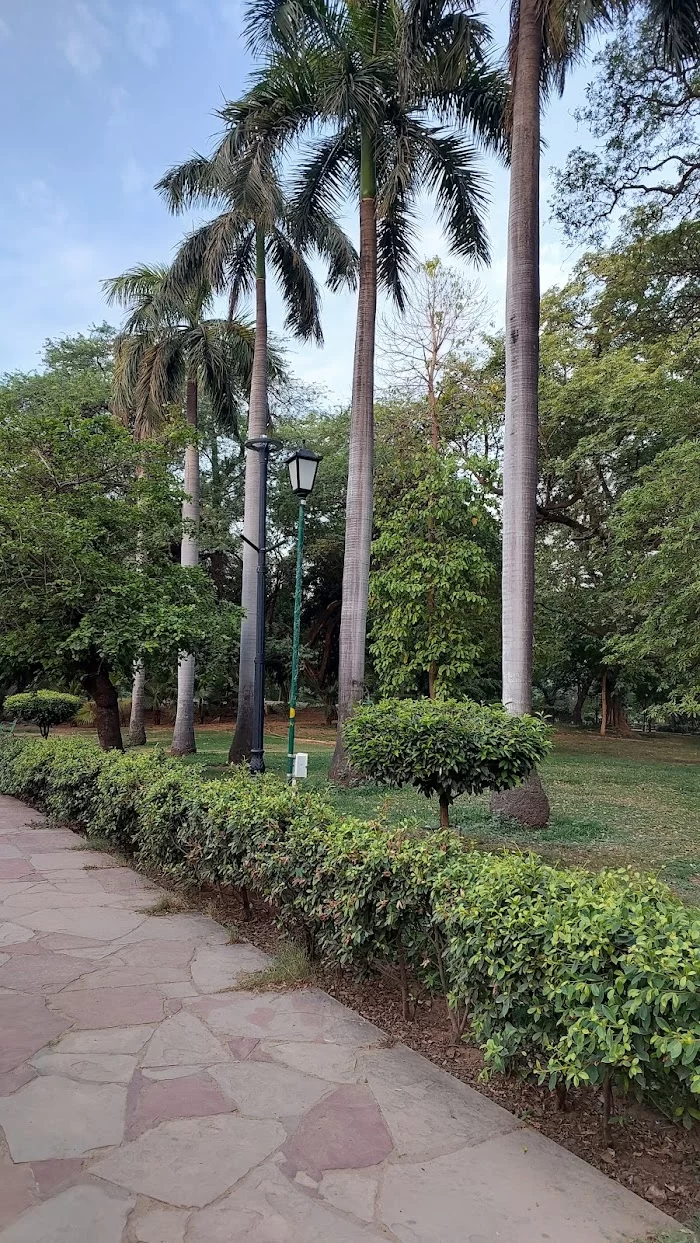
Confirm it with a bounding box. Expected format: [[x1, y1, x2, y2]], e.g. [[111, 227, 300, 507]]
[[285, 445, 322, 781]]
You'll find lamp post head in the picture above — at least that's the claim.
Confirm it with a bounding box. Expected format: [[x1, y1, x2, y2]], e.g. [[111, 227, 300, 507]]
[[286, 444, 322, 500]]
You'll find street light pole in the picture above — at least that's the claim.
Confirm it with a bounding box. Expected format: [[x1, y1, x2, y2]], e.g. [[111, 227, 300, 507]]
[[284, 445, 322, 782], [246, 435, 280, 776], [287, 497, 306, 780]]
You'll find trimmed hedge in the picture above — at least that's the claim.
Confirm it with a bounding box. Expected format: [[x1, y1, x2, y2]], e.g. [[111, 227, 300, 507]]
[[3, 691, 82, 737], [343, 698, 551, 824], [2, 733, 699, 1129]]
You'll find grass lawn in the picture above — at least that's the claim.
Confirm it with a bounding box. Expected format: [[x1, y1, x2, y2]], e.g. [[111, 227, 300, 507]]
[[137, 719, 700, 903]]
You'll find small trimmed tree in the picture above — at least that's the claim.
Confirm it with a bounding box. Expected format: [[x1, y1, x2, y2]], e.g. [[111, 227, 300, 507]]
[[344, 699, 551, 827], [3, 692, 82, 739]]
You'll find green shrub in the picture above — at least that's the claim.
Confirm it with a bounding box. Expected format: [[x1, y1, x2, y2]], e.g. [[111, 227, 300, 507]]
[[1, 733, 699, 1132], [343, 698, 551, 825], [4, 691, 82, 738], [74, 698, 133, 729]]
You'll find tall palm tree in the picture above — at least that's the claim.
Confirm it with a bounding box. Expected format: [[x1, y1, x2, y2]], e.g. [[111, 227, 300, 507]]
[[498, 0, 700, 823], [231, 0, 507, 776], [105, 263, 256, 755], [157, 139, 358, 763]]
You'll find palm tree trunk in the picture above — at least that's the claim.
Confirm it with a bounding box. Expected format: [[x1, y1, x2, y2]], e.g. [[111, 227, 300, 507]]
[[501, 0, 541, 717], [230, 227, 268, 764], [330, 129, 377, 781], [130, 450, 148, 747], [171, 375, 199, 756], [129, 662, 147, 745], [492, 0, 549, 827]]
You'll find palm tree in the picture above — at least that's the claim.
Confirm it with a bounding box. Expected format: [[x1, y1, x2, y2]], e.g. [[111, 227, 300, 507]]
[[104, 263, 256, 755], [156, 139, 358, 763], [230, 0, 507, 776], [498, 0, 700, 823]]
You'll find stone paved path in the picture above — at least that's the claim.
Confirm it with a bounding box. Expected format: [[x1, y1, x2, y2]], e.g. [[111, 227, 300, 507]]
[[0, 793, 681, 1242]]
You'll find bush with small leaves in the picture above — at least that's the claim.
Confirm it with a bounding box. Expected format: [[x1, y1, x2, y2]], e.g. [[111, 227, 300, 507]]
[[343, 698, 551, 825], [2, 732, 699, 1134], [3, 691, 82, 738]]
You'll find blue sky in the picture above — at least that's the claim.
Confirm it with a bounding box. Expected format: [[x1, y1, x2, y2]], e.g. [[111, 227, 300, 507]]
[[0, 1, 599, 398]]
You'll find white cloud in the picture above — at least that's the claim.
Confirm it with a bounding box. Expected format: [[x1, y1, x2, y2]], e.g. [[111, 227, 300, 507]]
[[126, 5, 170, 65], [0, 16, 10, 38], [58, 3, 111, 75]]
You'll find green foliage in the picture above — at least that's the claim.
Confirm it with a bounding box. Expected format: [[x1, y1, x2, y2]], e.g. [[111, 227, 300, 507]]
[[343, 699, 551, 821], [609, 441, 700, 707], [0, 356, 240, 697], [553, 19, 700, 245], [3, 691, 82, 738], [370, 453, 497, 698], [2, 732, 700, 1127]]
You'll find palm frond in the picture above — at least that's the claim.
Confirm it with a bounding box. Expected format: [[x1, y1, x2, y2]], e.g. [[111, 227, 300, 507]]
[[168, 216, 250, 300], [267, 228, 323, 342], [427, 64, 510, 157], [244, 0, 310, 54], [226, 228, 258, 316], [376, 203, 416, 310], [288, 130, 357, 236], [306, 208, 359, 290], [413, 123, 490, 262], [647, 0, 700, 67], [221, 58, 320, 149], [102, 264, 169, 308], [156, 154, 223, 212]]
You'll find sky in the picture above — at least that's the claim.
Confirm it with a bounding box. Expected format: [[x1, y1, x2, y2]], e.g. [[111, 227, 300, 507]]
[[0, 0, 601, 400]]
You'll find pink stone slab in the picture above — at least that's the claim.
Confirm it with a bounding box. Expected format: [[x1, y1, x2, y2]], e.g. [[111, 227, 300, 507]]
[[29, 1157, 84, 1198], [0, 861, 35, 880], [126, 1069, 235, 1138], [0, 950, 96, 994], [283, 1084, 393, 1178], [116, 941, 195, 968], [227, 1038, 261, 1061], [0, 1064, 37, 1096], [0, 995, 68, 1073], [0, 1161, 38, 1229], [61, 965, 191, 992], [51, 985, 167, 1029]]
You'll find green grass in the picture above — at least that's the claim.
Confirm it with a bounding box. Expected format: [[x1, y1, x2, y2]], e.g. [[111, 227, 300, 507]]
[[131, 724, 700, 902], [227, 942, 314, 992]]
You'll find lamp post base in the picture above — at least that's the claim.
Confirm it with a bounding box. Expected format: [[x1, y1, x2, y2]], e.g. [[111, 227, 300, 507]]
[[249, 749, 265, 776]]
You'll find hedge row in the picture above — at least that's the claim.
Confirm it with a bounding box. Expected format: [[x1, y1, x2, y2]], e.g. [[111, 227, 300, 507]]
[[2, 734, 700, 1128]]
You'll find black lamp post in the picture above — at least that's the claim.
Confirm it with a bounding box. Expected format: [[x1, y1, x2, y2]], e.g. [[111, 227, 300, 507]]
[[285, 445, 322, 780], [245, 435, 281, 775]]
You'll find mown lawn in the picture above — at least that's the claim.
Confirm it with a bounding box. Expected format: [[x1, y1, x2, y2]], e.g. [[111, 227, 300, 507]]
[[137, 721, 700, 902]]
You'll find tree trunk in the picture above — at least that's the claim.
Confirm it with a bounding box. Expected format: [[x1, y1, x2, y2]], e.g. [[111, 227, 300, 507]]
[[501, 0, 541, 717], [230, 227, 268, 765], [129, 662, 147, 745], [493, 0, 549, 826], [171, 375, 199, 757], [439, 794, 450, 828], [330, 130, 377, 781], [600, 670, 607, 737], [84, 666, 123, 751], [572, 679, 589, 727]]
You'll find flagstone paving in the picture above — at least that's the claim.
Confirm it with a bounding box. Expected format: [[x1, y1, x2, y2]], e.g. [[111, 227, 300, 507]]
[[0, 792, 683, 1242]]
